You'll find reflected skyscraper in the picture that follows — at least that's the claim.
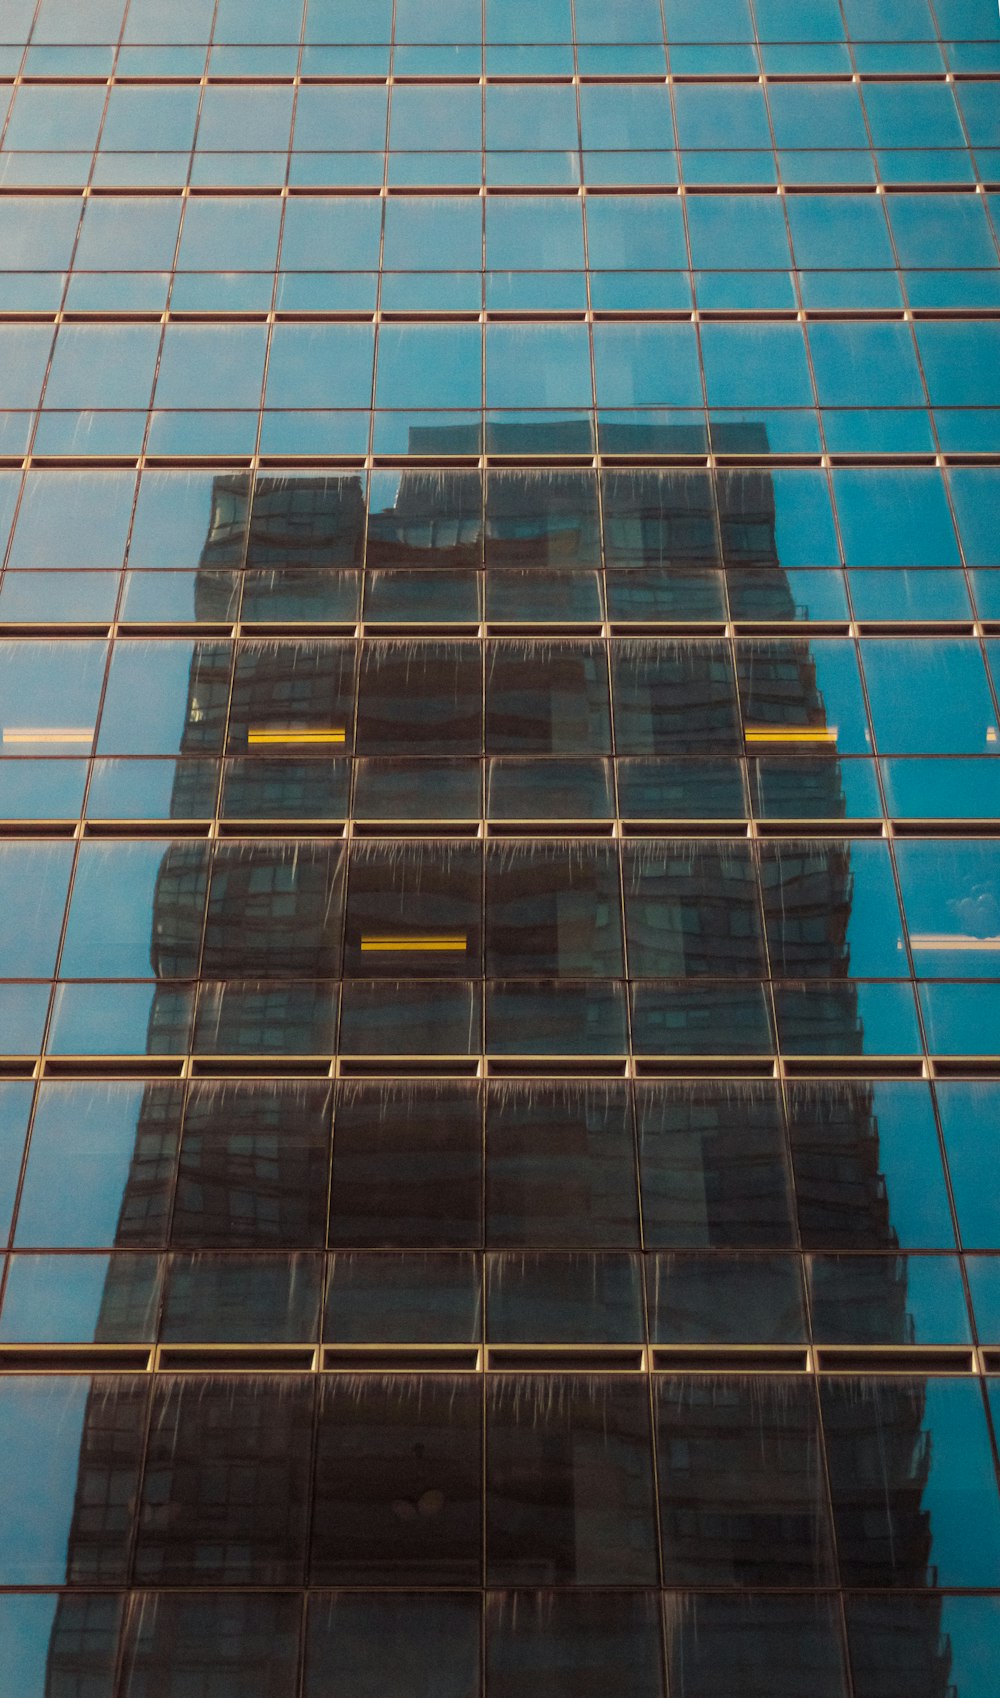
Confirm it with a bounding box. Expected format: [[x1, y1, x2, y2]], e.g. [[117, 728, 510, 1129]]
[[40, 438, 954, 1697]]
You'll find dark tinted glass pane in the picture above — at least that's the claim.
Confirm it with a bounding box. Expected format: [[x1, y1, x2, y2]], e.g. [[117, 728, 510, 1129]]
[[631, 982, 774, 1059], [808, 1254, 971, 1346], [665, 1594, 849, 1698], [248, 472, 366, 567], [120, 1593, 301, 1698], [305, 1593, 481, 1698], [486, 643, 611, 756], [787, 1082, 954, 1250], [612, 643, 741, 756], [172, 1081, 331, 1248], [329, 1082, 482, 1248], [357, 642, 483, 754], [637, 1082, 794, 1248], [822, 1377, 1000, 1587], [486, 1082, 638, 1246], [324, 1251, 481, 1343], [485, 1592, 665, 1698], [847, 1594, 1000, 1698], [486, 1251, 644, 1343], [134, 1376, 314, 1584], [340, 979, 479, 1058], [193, 981, 338, 1058], [486, 843, 624, 978], [486, 470, 600, 568], [161, 1251, 323, 1343], [487, 980, 628, 1058], [202, 843, 346, 979], [486, 1375, 658, 1583], [227, 642, 356, 753], [344, 842, 482, 979], [311, 1375, 482, 1584], [624, 843, 766, 977], [367, 470, 483, 569], [655, 1376, 835, 1585], [648, 1253, 806, 1344], [603, 472, 720, 568]]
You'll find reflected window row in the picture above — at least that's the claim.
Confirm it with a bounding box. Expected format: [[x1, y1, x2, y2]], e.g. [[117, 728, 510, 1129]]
[[2, 1584, 999, 1698], [2, 1369, 1000, 1591], [3, 834, 1000, 983], [6, 636, 1000, 765], [3, 1245, 1000, 1350], [0, 406, 996, 459], [5, 1074, 1000, 1253], [17, 565, 1000, 626], [9, 755, 1000, 828], [0, 464, 993, 578], [1, 972, 996, 1062]]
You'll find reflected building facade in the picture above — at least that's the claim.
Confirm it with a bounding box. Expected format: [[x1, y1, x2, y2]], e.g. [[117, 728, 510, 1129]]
[[40, 439, 953, 1698]]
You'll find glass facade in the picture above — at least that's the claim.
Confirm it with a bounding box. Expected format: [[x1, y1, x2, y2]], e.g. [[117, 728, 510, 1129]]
[[0, 0, 999, 1693]]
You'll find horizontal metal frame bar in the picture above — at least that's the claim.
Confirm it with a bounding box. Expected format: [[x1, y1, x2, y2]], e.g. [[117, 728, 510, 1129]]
[[0, 1054, 998, 1084], [0, 1342, 988, 1376]]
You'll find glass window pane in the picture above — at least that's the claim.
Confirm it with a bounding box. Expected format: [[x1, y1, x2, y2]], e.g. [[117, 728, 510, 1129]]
[[487, 1375, 657, 1583], [375, 325, 482, 411], [487, 195, 582, 270], [655, 1376, 835, 1584], [134, 1376, 314, 1584], [329, 1081, 481, 1248], [8, 472, 136, 571], [311, 1375, 482, 1584], [847, 1595, 1000, 1698], [638, 1081, 794, 1248], [16, 1082, 183, 1248], [0, 842, 73, 977], [486, 842, 624, 978], [788, 1081, 955, 1250], [823, 1377, 1000, 1587], [866, 641, 996, 754], [486, 1592, 664, 1698], [120, 1595, 301, 1698], [0, 1594, 123, 1698], [666, 1596, 849, 1698], [0, 1375, 147, 1584], [173, 1081, 331, 1248], [154, 325, 268, 410], [305, 1595, 480, 1698], [61, 842, 210, 981], [98, 642, 231, 756], [486, 1081, 638, 1246]]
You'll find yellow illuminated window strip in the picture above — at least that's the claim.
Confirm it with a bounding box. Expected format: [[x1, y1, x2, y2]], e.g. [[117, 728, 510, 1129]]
[[744, 727, 838, 745], [2, 728, 94, 744], [361, 936, 468, 953], [910, 935, 1000, 952], [248, 728, 346, 746]]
